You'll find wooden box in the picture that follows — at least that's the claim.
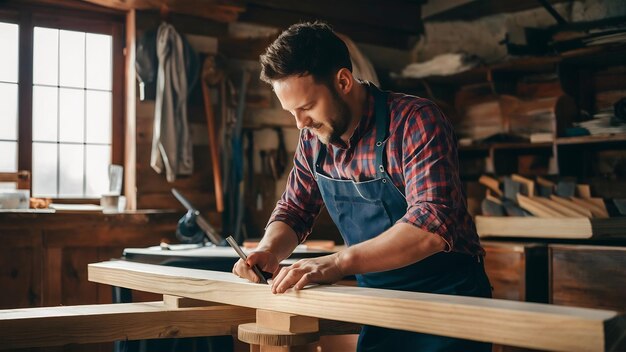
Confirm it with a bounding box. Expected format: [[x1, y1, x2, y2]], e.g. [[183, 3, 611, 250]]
[[550, 244, 626, 311], [482, 241, 548, 303]]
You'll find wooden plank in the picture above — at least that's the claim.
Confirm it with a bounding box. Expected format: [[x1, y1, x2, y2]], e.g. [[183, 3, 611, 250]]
[[476, 216, 592, 238], [511, 174, 535, 197], [517, 194, 566, 218], [479, 175, 503, 197], [88, 260, 625, 351], [0, 302, 255, 349], [532, 197, 584, 218], [570, 197, 609, 218], [550, 195, 593, 218]]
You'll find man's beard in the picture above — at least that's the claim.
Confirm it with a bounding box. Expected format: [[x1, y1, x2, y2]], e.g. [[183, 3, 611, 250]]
[[318, 87, 352, 145]]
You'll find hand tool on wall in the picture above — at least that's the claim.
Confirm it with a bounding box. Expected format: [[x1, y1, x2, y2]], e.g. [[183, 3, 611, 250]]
[[201, 56, 225, 212], [172, 188, 223, 245], [275, 127, 288, 178]]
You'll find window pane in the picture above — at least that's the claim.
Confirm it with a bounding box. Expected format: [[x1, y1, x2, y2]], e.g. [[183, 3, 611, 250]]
[[33, 27, 59, 86], [59, 30, 85, 88], [59, 88, 84, 143], [86, 90, 111, 144], [0, 141, 17, 172], [86, 33, 112, 90], [85, 144, 110, 197], [32, 142, 58, 197], [32, 85, 58, 142], [0, 83, 18, 140], [0, 22, 19, 83], [59, 143, 84, 197]]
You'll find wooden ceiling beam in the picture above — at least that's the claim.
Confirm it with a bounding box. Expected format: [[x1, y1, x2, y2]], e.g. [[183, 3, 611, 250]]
[[245, 0, 424, 34], [79, 0, 245, 22], [239, 4, 419, 50]]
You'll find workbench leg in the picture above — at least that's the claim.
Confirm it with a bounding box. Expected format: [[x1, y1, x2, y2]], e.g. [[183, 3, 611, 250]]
[[250, 344, 313, 352], [239, 310, 320, 352]]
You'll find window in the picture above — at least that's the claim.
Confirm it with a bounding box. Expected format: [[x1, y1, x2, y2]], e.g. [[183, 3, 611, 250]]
[[0, 4, 123, 198], [0, 21, 19, 187]]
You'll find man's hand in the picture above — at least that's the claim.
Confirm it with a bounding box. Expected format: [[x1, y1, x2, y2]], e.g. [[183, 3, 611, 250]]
[[271, 253, 344, 294], [232, 250, 280, 283]]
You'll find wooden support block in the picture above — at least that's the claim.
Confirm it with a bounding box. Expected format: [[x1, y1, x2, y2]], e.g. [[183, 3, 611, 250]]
[[0, 302, 255, 350], [238, 323, 319, 347], [163, 294, 222, 308], [257, 309, 319, 333], [89, 260, 626, 352]]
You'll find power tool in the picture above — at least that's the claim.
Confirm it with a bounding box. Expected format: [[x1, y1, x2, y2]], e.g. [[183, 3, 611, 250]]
[[172, 188, 224, 245]]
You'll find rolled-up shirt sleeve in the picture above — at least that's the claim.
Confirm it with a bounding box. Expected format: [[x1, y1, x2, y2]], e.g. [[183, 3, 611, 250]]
[[266, 132, 324, 243], [396, 103, 461, 252]]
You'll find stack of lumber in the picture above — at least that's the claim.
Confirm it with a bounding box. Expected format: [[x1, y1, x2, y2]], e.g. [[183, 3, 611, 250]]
[[476, 174, 626, 239]]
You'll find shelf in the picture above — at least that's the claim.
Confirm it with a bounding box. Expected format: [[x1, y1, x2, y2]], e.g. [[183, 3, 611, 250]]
[[556, 134, 626, 145], [459, 142, 553, 152], [390, 43, 626, 91]]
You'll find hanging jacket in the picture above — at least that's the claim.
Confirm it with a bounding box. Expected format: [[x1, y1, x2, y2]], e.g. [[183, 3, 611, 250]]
[[151, 22, 194, 182]]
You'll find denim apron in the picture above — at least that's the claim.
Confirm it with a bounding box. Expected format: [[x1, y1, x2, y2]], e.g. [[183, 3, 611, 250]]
[[313, 86, 492, 351]]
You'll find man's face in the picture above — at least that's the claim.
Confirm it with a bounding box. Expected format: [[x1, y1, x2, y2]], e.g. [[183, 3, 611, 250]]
[[273, 74, 351, 145]]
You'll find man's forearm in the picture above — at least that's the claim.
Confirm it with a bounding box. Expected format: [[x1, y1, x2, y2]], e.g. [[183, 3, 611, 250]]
[[256, 221, 300, 262], [336, 223, 446, 276]]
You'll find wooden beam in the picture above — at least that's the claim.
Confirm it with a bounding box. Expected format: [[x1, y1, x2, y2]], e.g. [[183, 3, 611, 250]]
[[88, 260, 625, 351], [238, 5, 417, 50], [79, 0, 245, 23], [245, 0, 423, 34], [124, 9, 137, 210], [0, 301, 255, 350]]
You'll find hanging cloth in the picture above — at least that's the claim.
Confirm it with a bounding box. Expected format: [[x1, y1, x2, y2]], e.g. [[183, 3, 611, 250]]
[[151, 22, 194, 182]]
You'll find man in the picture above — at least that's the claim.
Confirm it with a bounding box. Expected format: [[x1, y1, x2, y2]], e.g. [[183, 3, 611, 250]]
[[232, 22, 492, 351]]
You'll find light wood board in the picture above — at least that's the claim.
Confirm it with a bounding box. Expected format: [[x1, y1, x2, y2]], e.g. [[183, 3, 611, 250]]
[[0, 301, 254, 349], [88, 260, 625, 351], [475, 216, 626, 239]]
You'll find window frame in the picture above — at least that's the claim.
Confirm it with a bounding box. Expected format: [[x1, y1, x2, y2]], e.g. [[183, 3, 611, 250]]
[[0, 2, 125, 201]]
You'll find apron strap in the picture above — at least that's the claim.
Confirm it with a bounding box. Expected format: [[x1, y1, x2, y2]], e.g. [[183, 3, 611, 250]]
[[372, 86, 390, 179]]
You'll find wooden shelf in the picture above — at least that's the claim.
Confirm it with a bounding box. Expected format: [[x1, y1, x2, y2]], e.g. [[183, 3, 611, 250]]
[[556, 134, 626, 145], [390, 43, 626, 91], [459, 142, 553, 152]]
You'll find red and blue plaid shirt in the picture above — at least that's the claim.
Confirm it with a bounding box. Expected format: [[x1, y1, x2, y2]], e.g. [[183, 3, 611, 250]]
[[268, 84, 484, 256]]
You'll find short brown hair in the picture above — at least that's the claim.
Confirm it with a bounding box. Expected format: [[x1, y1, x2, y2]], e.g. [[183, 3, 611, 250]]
[[260, 22, 352, 85]]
